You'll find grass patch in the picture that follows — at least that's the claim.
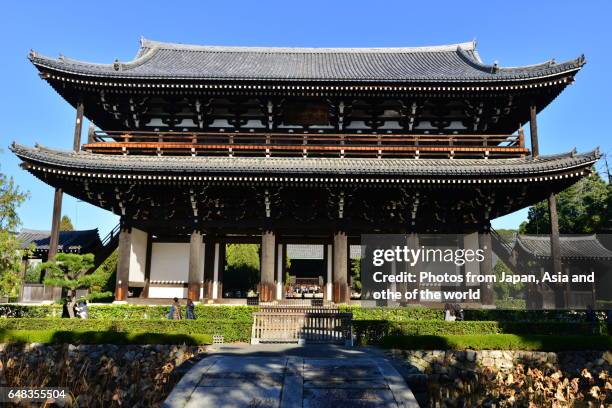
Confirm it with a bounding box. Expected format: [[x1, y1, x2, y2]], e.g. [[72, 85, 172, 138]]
[[379, 334, 612, 351]]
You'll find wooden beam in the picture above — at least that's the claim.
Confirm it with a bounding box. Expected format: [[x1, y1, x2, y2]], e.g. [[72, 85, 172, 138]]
[[48, 188, 63, 261], [73, 101, 85, 152], [529, 105, 539, 158]]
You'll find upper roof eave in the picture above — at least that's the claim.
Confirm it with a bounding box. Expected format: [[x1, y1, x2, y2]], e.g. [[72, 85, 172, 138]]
[[27, 38, 585, 84]]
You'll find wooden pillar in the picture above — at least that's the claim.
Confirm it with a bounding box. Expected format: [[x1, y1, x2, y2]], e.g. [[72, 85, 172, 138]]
[[406, 233, 420, 303], [548, 192, 565, 308], [203, 238, 216, 299], [529, 104, 539, 159], [333, 231, 349, 303], [187, 230, 203, 301], [275, 243, 285, 300], [478, 231, 495, 305], [324, 244, 333, 301], [73, 101, 84, 152], [87, 123, 95, 144], [140, 234, 153, 298], [48, 188, 63, 261], [115, 228, 131, 301], [260, 230, 276, 302], [215, 244, 225, 300]]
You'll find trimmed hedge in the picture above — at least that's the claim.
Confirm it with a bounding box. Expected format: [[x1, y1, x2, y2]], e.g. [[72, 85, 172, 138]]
[[378, 334, 612, 351], [0, 304, 600, 324], [0, 304, 257, 321], [352, 320, 609, 345], [339, 306, 443, 321], [0, 318, 251, 343], [87, 305, 257, 321], [0, 330, 212, 345]]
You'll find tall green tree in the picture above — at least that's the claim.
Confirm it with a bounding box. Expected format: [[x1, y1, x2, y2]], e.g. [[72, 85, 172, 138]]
[[224, 244, 260, 295], [0, 162, 29, 297], [59, 215, 74, 231], [519, 171, 611, 234]]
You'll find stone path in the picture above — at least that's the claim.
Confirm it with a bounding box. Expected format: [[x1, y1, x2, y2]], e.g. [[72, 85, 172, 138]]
[[162, 344, 419, 408]]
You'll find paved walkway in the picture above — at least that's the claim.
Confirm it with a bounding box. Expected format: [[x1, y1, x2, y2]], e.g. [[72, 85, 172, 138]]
[[162, 344, 419, 408]]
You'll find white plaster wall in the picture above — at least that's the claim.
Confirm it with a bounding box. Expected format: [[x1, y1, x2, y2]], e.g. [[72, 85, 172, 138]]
[[150, 242, 205, 283], [128, 228, 148, 283], [151, 243, 190, 282]]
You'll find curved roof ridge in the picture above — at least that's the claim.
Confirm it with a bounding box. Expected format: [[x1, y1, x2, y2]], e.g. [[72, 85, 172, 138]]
[[138, 37, 477, 54]]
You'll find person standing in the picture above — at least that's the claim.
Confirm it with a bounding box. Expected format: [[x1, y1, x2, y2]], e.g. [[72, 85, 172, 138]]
[[186, 298, 196, 320], [168, 297, 182, 320], [444, 303, 456, 322]]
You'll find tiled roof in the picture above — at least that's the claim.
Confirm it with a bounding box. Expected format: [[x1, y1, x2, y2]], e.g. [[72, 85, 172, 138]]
[[10, 144, 599, 178], [516, 235, 612, 260], [16, 228, 101, 253], [28, 38, 585, 83], [286, 244, 361, 260]]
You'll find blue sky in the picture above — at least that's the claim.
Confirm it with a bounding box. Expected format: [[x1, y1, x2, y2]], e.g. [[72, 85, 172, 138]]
[[1, 1, 610, 236]]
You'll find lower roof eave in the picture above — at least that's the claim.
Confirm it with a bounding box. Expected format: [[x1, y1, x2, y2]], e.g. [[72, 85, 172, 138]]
[[10, 143, 599, 182]]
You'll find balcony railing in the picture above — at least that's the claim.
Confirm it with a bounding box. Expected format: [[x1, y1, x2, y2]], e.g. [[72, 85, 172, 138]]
[[84, 130, 528, 159]]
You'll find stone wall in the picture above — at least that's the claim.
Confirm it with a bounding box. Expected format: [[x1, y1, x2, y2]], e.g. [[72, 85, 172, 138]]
[[387, 349, 612, 406], [396, 349, 612, 378]]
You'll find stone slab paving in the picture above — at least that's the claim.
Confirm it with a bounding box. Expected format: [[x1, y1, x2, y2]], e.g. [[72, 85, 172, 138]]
[[162, 344, 419, 408]]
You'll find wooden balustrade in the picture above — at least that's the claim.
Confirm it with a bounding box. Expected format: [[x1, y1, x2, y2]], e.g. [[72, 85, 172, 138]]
[[83, 130, 528, 159]]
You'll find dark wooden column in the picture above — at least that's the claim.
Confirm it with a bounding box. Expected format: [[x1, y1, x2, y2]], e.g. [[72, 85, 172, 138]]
[[333, 231, 349, 303], [478, 230, 495, 305], [115, 227, 131, 301], [260, 230, 276, 302], [529, 104, 539, 159], [73, 101, 85, 152], [406, 233, 420, 304], [548, 192, 566, 308], [324, 244, 332, 301], [47, 188, 63, 261], [203, 237, 216, 299], [216, 243, 225, 300], [140, 234, 153, 298], [188, 230, 203, 301]]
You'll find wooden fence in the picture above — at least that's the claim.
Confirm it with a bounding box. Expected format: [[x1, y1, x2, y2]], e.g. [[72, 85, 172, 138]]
[[251, 311, 352, 345]]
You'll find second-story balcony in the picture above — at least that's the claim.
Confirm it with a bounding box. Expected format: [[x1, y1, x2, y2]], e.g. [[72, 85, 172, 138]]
[[84, 130, 528, 159]]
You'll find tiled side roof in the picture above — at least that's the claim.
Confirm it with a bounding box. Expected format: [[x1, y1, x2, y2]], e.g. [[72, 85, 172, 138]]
[[285, 245, 361, 260], [28, 38, 584, 83], [516, 235, 612, 260], [16, 228, 102, 253], [10, 144, 599, 178]]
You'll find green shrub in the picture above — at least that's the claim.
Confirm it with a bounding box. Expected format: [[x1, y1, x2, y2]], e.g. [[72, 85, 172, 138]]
[[339, 306, 443, 321], [0, 329, 212, 345], [378, 334, 612, 351], [87, 305, 257, 321], [0, 318, 251, 342], [352, 320, 609, 345]]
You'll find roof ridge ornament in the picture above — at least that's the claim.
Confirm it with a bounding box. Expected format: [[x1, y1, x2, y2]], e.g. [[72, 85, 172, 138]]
[[113, 58, 122, 71]]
